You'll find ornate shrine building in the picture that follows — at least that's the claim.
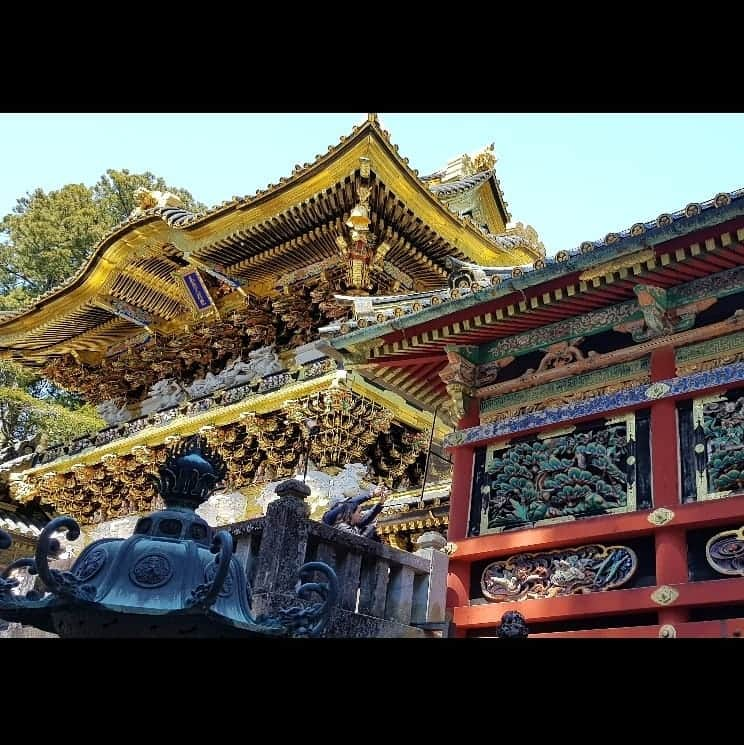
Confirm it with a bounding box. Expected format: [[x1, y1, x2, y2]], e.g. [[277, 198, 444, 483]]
[[331, 185, 744, 638], [0, 114, 544, 559]]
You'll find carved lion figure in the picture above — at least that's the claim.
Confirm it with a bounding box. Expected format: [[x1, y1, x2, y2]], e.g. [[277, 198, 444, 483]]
[[130, 188, 185, 217]]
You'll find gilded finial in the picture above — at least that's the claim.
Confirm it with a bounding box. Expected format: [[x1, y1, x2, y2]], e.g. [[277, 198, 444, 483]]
[[367, 113, 379, 123], [472, 143, 497, 172]]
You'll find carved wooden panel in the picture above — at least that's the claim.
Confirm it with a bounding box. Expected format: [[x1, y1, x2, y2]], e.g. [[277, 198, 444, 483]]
[[473, 414, 637, 535]]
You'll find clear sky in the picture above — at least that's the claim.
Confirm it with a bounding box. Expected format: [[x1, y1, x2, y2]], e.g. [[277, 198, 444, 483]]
[[1, 113, 742, 257]]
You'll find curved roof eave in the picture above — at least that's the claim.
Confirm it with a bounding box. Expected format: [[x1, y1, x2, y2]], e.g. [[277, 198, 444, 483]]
[[0, 117, 538, 339]]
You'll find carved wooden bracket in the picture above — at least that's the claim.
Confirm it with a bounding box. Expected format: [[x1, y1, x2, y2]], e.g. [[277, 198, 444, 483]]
[[615, 285, 716, 342]]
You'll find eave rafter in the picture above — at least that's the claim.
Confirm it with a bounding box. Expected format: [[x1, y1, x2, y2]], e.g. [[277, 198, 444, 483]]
[[344, 222, 744, 366]]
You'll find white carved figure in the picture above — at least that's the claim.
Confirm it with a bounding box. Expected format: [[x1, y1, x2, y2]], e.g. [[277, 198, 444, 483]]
[[140, 378, 186, 417], [196, 490, 247, 525], [186, 346, 284, 398], [129, 188, 185, 217], [256, 462, 370, 519], [186, 370, 222, 399], [96, 399, 131, 425], [217, 358, 256, 388], [246, 345, 282, 378]]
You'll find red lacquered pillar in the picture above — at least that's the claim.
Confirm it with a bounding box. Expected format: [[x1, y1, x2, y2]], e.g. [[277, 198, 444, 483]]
[[650, 347, 688, 626]]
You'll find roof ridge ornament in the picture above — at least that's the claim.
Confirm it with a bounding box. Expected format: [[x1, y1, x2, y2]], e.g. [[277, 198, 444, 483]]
[[129, 188, 185, 218], [472, 143, 497, 173]]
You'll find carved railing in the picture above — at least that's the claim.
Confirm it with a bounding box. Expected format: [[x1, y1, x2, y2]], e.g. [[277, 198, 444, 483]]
[[226, 486, 449, 637]]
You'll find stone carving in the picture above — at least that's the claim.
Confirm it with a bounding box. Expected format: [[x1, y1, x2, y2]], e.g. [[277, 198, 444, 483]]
[[481, 544, 638, 602], [706, 526, 744, 576], [480, 418, 634, 531]]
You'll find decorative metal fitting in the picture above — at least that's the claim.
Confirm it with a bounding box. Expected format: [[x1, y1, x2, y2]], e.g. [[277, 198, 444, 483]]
[[647, 507, 675, 526], [651, 585, 679, 606]]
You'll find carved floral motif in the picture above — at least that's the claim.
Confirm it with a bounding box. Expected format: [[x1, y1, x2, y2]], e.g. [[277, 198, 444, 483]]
[[481, 543, 637, 602], [651, 585, 679, 605], [647, 507, 675, 526]]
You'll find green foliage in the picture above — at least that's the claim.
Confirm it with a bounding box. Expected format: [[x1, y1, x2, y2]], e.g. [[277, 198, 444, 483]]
[[483, 424, 629, 528], [0, 168, 204, 452], [92, 169, 205, 227], [1, 183, 106, 295], [0, 169, 205, 299], [0, 361, 103, 448]]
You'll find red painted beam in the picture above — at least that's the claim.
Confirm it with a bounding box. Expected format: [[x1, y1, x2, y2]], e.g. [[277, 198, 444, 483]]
[[453, 576, 744, 629], [528, 616, 744, 638], [450, 492, 744, 562], [652, 216, 744, 256]]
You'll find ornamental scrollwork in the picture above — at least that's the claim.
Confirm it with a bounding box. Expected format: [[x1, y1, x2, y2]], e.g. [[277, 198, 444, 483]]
[[481, 544, 637, 602], [706, 526, 744, 576]]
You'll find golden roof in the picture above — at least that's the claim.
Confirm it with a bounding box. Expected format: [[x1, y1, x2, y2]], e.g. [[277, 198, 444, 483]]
[[0, 115, 542, 367]]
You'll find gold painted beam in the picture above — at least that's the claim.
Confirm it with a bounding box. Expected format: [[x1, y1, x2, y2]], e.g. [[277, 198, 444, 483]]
[[12, 369, 448, 490], [122, 265, 188, 306], [13, 371, 345, 483]]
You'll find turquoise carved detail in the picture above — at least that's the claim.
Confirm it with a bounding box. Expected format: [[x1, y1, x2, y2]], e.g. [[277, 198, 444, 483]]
[[703, 395, 744, 494], [478, 417, 635, 533]]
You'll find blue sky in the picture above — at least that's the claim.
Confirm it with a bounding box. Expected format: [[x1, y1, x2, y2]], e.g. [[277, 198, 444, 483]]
[[0, 113, 742, 257]]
